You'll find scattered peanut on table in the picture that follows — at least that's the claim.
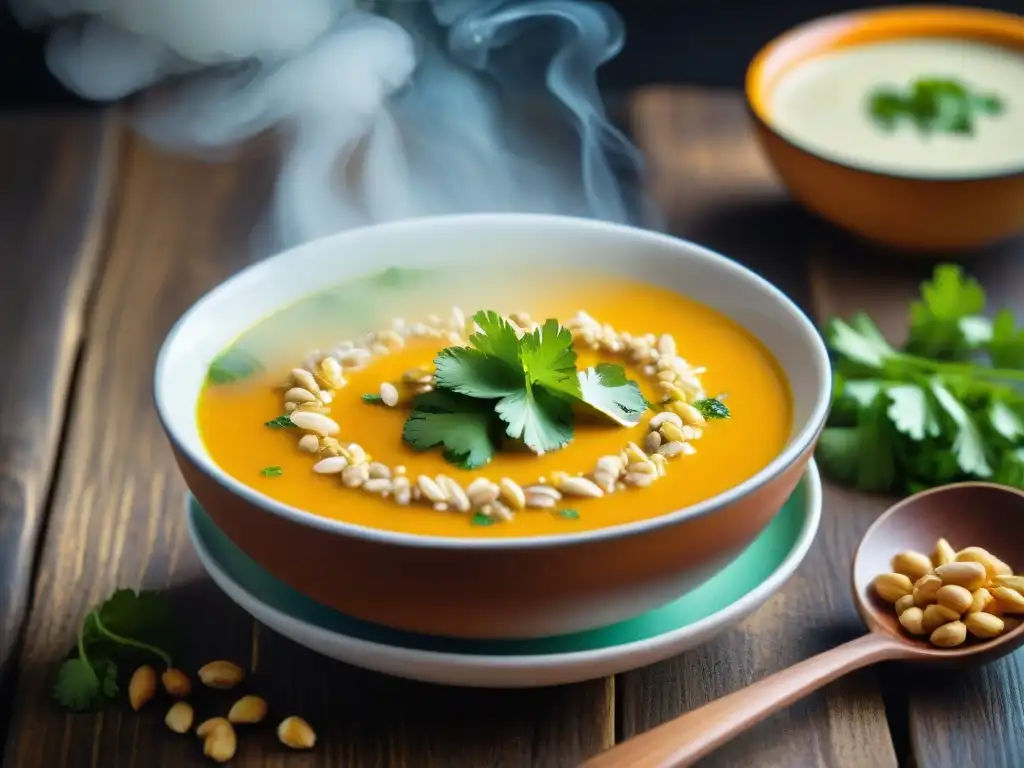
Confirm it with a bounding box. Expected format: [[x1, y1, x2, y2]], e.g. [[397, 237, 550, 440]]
[[874, 538, 1021, 648], [125, 658, 316, 762]]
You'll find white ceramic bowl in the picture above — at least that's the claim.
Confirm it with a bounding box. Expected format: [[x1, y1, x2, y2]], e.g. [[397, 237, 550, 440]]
[[155, 213, 832, 639]]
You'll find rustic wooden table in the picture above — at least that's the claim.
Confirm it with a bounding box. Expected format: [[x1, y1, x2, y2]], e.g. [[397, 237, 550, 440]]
[[1, 88, 1023, 768]]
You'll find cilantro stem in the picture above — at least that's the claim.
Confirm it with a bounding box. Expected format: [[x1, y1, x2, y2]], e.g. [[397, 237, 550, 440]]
[[77, 619, 94, 672], [90, 610, 173, 667], [895, 352, 1024, 384]]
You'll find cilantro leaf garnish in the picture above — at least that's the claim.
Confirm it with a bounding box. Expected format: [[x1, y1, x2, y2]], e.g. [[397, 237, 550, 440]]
[[868, 77, 1004, 136], [265, 414, 296, 428], [692, 397, 731, 420], [207, 347, 263, 385], [409, 310, 652, 465], [494, 385, 575, 454], [53, 589, 174, 712], [519, 319, 582, 401], [402, 390, 501, 469], [819, 264, 1024, 494], [468, 310, 522, 365], [575, 364, 648, 426], [434, 346, 522, 398]]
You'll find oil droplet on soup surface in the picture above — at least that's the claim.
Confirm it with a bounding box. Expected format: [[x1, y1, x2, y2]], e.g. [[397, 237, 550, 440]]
[[197, 268, 792, 538]]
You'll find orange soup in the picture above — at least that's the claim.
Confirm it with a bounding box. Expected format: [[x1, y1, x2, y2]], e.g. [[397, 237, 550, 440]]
[[197, 266, 792, 538]]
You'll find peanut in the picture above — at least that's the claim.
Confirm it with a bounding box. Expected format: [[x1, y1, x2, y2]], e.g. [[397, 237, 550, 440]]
[[202, 721, 237, 764], [991, 575, 1024, 594], [936, 584, 973, 615], [934, 561, 987, 591], [196, 717, 232, 739], [128, 665, 157, 711], [228, 694, 268, 724], [161, 668, 191, 698], [164, 702, 194, 734], [874, 573, 914, 603], [891, 551, 933, 582], [968, 588, 994, 615], [964, 612, 1005, 639], [198, 660, 245, 689], [913, 575, 943, 607], [930, 621, 967, 648], [993, 558, 1014, 577], [955, 547, 1002, 581], [898, 607, 926, 635], [933, 538, 957, 567], [992, 586, 1024, 614], [277, 716, 317, 749], [922, 604, 961, 633], [895, 594, 916, 615]]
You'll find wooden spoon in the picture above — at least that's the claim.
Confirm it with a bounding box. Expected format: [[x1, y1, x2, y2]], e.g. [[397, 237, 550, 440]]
[[580, 482, 1024, 768]]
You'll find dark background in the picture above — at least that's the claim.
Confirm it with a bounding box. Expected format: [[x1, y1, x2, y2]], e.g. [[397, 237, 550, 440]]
[[0, 0, 1019, 106]]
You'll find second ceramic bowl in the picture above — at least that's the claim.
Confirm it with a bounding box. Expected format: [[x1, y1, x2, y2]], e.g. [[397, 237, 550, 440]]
[[746, 6, 1024, 252]]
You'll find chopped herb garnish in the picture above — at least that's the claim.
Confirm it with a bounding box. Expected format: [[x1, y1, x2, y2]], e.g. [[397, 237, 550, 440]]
[[868, 76, 1005, 136], [818, 264, 1024, 494], [264, 414, 296, 429], [555, 508, 580, 520], [407, 310, 650, 468], [692, 398, 731, 420], [53, 589, 175, 712], [260, 466, 284, 477], [470, 512, 495, 526], [361, 393, 383, 403], [207, 347, 263, 385]]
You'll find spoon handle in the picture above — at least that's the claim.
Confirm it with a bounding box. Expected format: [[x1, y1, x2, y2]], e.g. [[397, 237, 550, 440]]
[[579, 632, 906, 768]]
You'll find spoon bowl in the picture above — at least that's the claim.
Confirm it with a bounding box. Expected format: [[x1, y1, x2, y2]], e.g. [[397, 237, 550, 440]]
[[582, 482, 1024, 768], [854, 482, 1024, 663]]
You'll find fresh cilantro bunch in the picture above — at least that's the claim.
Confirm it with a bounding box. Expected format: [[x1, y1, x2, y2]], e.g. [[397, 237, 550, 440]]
[[402, 310, 648, 468], [819, 264, 1024, 494], [54, 589, 175, 712]]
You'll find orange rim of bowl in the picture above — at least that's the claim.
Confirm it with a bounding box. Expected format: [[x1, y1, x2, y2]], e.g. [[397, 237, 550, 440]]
[[744, 5, 1024, 182]]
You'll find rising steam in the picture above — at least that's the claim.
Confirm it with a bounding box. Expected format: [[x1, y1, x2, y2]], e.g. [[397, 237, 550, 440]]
[[13, 0, 649, 251]]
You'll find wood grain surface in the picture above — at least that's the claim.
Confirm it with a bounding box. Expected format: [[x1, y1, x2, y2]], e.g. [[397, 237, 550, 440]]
[[0, 111, 120, 722], [0, 133, 614, 768], [628, 86, 1024, 768]]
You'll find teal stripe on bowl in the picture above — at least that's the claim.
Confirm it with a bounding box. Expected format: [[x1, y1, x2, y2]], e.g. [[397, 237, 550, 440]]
[[190, 478, 806, 656]]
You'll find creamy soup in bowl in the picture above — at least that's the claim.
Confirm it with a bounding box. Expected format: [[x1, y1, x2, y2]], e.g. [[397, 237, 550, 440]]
[[769, 37, 1024, 178], [155, 214, 831, 638]]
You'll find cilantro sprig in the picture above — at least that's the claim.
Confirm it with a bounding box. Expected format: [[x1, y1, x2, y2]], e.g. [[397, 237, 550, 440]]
[[868, 76, 1005, 137], [54, 589, 175, 711], [402, 310, 649, 468], [818, 264, 1024, 494]]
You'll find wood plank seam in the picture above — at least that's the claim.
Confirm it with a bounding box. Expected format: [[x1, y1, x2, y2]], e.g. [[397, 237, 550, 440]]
[[0, 111, 122, 743]]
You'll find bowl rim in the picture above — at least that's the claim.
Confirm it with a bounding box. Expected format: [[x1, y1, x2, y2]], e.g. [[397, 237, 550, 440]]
[[744, 4, 1024, 183], [154, 212, 832, 550]]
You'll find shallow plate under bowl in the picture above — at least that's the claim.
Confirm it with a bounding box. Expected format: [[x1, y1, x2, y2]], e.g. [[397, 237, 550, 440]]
[[187, 461, 822, 688]]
